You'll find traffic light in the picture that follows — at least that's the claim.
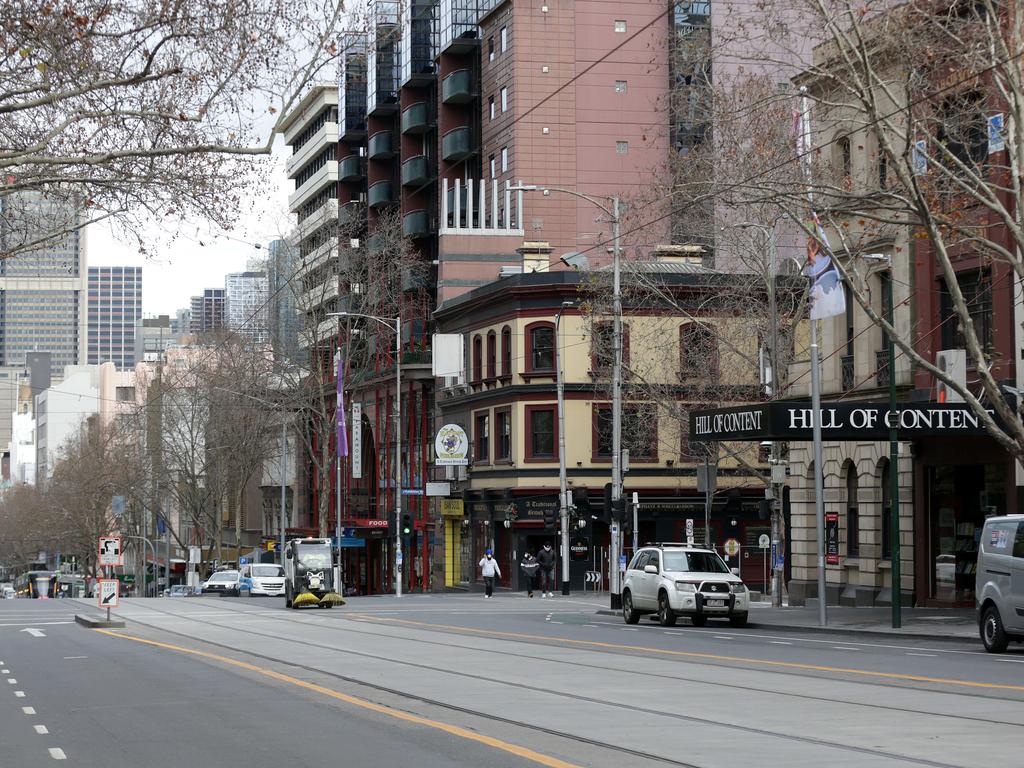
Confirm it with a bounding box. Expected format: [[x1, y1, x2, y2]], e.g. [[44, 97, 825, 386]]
[[543, 505, 557, 530], [612, 497, 626, 524], [601, 482, 613, 524], [401, 513, 412, 535]]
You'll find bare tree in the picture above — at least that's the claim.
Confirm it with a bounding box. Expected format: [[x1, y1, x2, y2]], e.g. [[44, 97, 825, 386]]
[[0, 0, 345, 257]]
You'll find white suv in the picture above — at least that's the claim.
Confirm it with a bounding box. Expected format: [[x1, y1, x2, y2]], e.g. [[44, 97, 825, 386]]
[[622, 544, 749, 627]]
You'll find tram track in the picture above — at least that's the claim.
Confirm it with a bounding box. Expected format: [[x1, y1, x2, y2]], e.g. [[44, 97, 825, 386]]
[[92, 598, 1012, 768]]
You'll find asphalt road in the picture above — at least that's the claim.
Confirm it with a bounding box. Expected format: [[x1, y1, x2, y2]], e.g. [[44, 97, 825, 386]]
[[3, 594, 1024, 768]]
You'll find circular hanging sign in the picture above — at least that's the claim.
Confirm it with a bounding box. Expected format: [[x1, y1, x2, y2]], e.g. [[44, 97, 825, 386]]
[[724, 538, 741, 557], [434, 423, 469, 466]]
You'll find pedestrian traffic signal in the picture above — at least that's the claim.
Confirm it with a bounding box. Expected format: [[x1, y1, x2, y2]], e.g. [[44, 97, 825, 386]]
[[401, 513, 412, 535]]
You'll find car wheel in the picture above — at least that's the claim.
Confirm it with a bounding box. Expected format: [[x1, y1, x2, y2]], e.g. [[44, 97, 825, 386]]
[[622, 591, 640, 624], [981, 605, 1009, 653], [690, 614, 707, 627], [658, 592, 677, 627], [729, 613, 749, 628]]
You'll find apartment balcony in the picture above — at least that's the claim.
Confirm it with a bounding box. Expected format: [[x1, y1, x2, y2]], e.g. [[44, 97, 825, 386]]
[[441, 69, 474, 104], [286, 122, 339, 177], [368, 180, 395, 209], [439, 0, 480, 54], [401, 155, 431, 188], [298, 197, 338, 239], [300, 278, 340, 313], [339, 200, 363, 228], [368, 130, 395, 160], [367, 233, 385, 252], [402, 209, 431, 239], [339, 155, 367, 182], [441, 126, 473, 162], [875, 349, 890, 389], [440, 177, 524, 235], [340, 110, 367, 139], [401, 102, 431, 135], [288, 161, 338, 211], [841, 354, 855, 391]]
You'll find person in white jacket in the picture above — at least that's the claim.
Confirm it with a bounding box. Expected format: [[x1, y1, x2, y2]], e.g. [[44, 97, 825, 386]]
[[479, 549, 501, 598]]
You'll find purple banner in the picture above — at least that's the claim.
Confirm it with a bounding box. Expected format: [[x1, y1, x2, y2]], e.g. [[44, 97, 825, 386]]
[[337, 352, 348, 457]]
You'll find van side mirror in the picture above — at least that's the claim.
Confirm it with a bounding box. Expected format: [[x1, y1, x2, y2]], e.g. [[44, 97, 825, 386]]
[[731, 567, 740, 576], [644, 564, 659, 574]]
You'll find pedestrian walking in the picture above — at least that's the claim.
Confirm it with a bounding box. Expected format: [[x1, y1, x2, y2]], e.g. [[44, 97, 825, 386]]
[[520, 552, 539, 597], [479, 549, 501, 598], [536, 542, 556, 597]]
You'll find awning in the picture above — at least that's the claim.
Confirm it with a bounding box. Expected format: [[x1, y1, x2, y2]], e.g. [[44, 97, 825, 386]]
[[689, 401, 994, 442]]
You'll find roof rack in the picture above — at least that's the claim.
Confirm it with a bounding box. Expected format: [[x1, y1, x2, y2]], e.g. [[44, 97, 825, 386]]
[[654, 542, 711, 548]]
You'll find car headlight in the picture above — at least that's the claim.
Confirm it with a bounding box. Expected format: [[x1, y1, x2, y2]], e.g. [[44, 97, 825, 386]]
[[675, 581, 696, 593], [730, 583, 747, 594]]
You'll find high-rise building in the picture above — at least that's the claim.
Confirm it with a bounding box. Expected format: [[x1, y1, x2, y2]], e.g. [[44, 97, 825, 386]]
[[268, 239, 303, 363], [189, 288, 225, 335], [0, 193, 88, 378], [134, 315, 183, 363], [87, 266, 143, 370], [224, 270, 269, 342], [171, 307, 191, 336]]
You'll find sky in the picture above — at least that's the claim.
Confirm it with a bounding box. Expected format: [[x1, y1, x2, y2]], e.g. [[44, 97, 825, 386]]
[[88, 139, 294, 317]]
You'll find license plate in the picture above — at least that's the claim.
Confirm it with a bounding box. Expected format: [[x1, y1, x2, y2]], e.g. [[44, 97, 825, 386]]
[[706, 599, 725, 607]]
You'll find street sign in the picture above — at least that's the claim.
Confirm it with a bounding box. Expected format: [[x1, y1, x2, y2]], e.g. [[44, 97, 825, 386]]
[[825, 512, 840, 565], [685, 519, 694, 545], [98, 536, 123, 567], [111, 495, 125, 518], [396, 550, 404, 566], [758, 534, 771, 549], [189, 546, 202, 563], [724, 538, 740, 557], [239, 557, 248, 565], [401, 488, 424, 496], [98, 579, 119, 608], [618, 554, 627, 572]]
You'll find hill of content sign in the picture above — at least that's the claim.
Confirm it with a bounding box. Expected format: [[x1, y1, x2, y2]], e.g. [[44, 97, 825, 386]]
[[689, 402, 995, 441]]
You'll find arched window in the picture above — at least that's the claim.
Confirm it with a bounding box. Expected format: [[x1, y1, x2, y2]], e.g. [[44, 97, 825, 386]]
[[472, 334, 483, 383], [879, 458, 892, 560], [837, 135, 852, 188], [525, 321, 556, 373], [845, 461, 859, 558], [500, 326, 512, 379], [486, 331, 497, 380]]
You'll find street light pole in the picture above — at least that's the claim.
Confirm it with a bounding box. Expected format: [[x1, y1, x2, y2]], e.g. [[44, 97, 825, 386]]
[[330, 311, 402, 597], [555, 301, 573, 596]]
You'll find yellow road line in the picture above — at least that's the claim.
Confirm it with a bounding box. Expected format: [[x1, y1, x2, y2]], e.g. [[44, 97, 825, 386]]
[[355, 616, 1024, 694], [93, 629, 580, 768]]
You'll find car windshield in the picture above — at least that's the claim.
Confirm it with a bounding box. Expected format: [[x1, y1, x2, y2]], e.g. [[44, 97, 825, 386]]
[[663, 552, 730, 573], [296, 545, 331, 570], [211, 572, 238, 582], [252, 565, 283, 578]]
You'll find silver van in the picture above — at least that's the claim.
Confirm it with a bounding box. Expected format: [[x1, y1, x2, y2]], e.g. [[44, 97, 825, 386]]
[[975, 515, 1024, 652]]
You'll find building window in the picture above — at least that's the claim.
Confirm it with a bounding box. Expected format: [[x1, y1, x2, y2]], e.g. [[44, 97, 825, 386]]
[[846, 462, 860, 558], [614, 19, 627, 32], [486, 331, 496, 380], [680, 323, 718, 379], [616, 140, 629, 155], [496, 408, 511, 461], [489, 96, 495, 120], [940, 269, 992, 353], [526, 322, 556, 372], [115, 386, 135, 402], [590, 322, 629, 372], [501, 146, 508, 172], [880, 458, 892, 560], [526, 406, 557, 460], [501, 87, 508, 112], [501, 326, 512, 377], [615, 80, 627, 93], [475, 412, 490, 464], [593, 405, 656, 460], [500, 26, 507, 51], [488, 35, 494, 60], [490, 154, 496, 179], [472, 334, 483, 383], [837, 136, 852, 189]]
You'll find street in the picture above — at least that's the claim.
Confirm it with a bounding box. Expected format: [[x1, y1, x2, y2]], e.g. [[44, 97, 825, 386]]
[[1, 595, 1022, 767]]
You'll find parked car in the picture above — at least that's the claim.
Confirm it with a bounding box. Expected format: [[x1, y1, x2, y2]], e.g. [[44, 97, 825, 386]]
[[200, 570, 242, 596], [622, 544, 750, 627], [2, 586, 15, 599], [975, 514, 1024, 653], [239, 564, 286, 597], [164, 585, 196, 598]]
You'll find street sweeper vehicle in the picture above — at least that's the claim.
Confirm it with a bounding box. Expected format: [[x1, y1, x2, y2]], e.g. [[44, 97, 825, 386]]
[[283, 538, 345, 609]]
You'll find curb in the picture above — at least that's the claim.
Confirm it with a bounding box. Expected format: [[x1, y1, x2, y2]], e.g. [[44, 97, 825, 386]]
[[594, 610, 977, 644], [75, 614, 125, 629]]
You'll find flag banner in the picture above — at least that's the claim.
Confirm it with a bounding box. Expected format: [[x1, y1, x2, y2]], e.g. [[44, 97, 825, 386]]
[[804, 214, 846, 319], [336, 352, 349, 457]]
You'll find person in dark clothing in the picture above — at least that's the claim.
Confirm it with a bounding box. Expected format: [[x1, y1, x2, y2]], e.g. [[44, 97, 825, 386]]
[[520, 552, 539, 597], [536, 542, 556, 597]]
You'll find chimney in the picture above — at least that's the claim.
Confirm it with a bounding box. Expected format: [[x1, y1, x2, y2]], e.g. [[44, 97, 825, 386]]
[[653, 244, 705, 265], [517, 241, 552, 273]]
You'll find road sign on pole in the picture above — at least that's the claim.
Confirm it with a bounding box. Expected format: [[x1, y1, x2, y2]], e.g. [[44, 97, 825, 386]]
[[98, 579, 119, 608], [98, 536, 123, 567]]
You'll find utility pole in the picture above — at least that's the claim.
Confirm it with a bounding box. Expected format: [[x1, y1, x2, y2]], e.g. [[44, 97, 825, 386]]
[[555, 301, 573, 596], [610, 195, 623, 611]]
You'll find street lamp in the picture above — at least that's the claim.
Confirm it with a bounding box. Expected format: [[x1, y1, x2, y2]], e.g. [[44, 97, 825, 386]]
[[555, 299, 575, 596], [330, 310, 403, 597], [214, 387, 292, 565], [510, 184, 624, 609]]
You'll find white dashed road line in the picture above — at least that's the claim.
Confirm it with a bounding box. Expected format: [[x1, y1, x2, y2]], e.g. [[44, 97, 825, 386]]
[[48, 747, 66, 760], [22, 706, 35, 714], [832, 647, 859, 651], [62, 656, 87, 660], [8, 678, 17, 684], [714, 636, 733, 640], [2, 669, 9, 674], [996, 658, 1024, 663], [906, 653, 938, 657], [14, 691, 25, 697], [621, 628, 638, 631], [769, 641, 792, 645], [34, 725, 48, 734]]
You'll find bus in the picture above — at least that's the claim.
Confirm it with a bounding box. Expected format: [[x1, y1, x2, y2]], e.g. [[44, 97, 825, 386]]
[[14, 571, 59, 599]]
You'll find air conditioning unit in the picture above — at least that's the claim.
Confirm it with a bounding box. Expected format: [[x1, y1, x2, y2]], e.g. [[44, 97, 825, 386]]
[[499, 266, 523, 278], [936, 349, 966, 403]]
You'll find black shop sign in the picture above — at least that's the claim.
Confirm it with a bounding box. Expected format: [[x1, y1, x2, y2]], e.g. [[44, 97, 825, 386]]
[[569, 537, 590, 561], [690, 401, 995, 442]]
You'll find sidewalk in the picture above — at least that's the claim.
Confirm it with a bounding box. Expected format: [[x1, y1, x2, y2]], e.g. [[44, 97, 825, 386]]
[[745, 603, 978, 642]]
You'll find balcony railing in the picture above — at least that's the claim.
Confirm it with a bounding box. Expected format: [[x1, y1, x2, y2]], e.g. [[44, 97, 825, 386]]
[[339, 201, 363, 228], [368, 130, 395, 160], [368, 180, 395, 209], [841, 354, 855, 391], [441, 125, 473, 162], [875, 349, 890, 389], [440, 177, 523, 235], [442, 69, 474, 104], [339, 155, 366, 182], [401, 155, 431, 188], [403, 210, 431, 238], [401, 102, 431, 134]]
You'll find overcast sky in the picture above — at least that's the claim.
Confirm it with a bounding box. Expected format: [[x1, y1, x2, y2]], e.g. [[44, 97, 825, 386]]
[[89, 140, 293, 317]]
